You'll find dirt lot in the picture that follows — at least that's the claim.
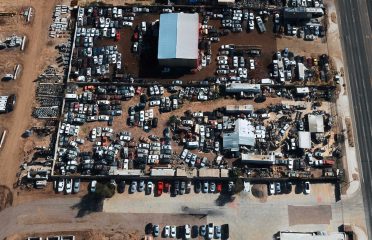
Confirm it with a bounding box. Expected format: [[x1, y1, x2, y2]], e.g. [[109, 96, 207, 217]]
[[73, 93, 285, 170], [87, 13, 277, 83], [0, 0, 63, 207], [5, 230, 142, 240], [276, 35, 328, 57]]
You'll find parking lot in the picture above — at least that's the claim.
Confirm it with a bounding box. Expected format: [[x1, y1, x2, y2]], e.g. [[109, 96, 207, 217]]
[[103, 183, 339, 239]]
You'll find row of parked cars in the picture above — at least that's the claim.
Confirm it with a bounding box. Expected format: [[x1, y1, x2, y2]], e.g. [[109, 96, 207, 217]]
[[149, 223, 226, 239], [268, 181, 310, 195], [112, 179, 235, 196]]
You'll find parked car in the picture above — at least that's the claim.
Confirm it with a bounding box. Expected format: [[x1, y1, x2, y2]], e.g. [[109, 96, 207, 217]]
[[138, 180, 145, 192], [214, 225, 222, 239], [200, 225, 207, 236], [269, 183, 275, 195], [146, 181, 153, 195], [304, 181, 311, 194], [73, 178, 80, 193], [210, 181, 216, 193], [117, 180, 126, 193], [275, 182, 281, 194], [153, 224, 160, 237], [208, 223, 214, 239], [90, 180, 97, 192], [184, 224, 191, 239], [195, 180, 201, 193], [130, 181, 137, 193], [157, 181, 164, 196], [164, 225, 170, 238], [180, 181, 186, 195], [203, 181, 209, 193], [170, 225, 177, 238], [57, 179, 64, 193]]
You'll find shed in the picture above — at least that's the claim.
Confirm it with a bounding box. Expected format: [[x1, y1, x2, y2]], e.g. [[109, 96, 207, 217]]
[[225, 105, 254, 114], [150, 168, 175, 176], [298, 131, 311, 148], [308, 115, 324, 133], [198, 168, 220, 178], [240, 152, 275, 165], [225, 83, 261, 94], [277, 231, 347, 240]]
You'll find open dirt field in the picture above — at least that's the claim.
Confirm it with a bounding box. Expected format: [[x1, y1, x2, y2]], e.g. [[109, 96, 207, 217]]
[[0, 0, 62, 207]]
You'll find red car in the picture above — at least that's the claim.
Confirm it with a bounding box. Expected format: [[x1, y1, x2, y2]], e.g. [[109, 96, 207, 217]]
[[157, 181, 164, 196], [217, 183, 222, 193], [83, 85, 95, 91], [115, 32, 121, 41]]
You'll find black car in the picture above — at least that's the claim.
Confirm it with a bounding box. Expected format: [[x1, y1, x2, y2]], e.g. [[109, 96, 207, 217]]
[[117, 180, 126, 193], [152, 118, 158, 128], [194, 180, 201, 193], [172, 180, 180, 196], [108, 116, 113, 126], [128, 106, 135, 115]]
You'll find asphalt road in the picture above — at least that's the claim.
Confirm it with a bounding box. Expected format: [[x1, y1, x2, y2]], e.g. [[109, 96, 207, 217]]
[[337, 0, 372, 238]]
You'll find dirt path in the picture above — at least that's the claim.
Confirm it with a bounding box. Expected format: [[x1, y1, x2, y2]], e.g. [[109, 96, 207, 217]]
[[0, 0, 58, 200]]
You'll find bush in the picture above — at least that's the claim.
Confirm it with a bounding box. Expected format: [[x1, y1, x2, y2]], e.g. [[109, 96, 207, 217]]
[[94, 182, 116, 199], [234, 178, 244, 194]]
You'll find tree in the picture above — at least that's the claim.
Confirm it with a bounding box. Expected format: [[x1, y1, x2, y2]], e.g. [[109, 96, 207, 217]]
[[229, 167, 242, 179], [234, 178, 244, 194], [168, 115, 180, 125], [94, 182, 116, 199]]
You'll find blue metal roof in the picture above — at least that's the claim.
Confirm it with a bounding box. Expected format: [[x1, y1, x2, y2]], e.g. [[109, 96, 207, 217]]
[[158, 14, 178, 59]]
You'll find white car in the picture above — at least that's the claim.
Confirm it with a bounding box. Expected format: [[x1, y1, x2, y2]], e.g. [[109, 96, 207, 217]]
[[98, 115, 110, 121], [147, 181, 153, 194], [249, 59, 255, 70], [90, 180, 97, 192], [208, 224, 214, 239], [65, 179, 72, 194], [218, 59, 228, 65], [149, 100, 160, 106], [244, 180, 251, 192], [123, 21, 133, 27], [304, 181, 311, 194], [170, 225, 177, 238], [57, 179, 65, 193], [269, 183, 275, 195], [132, 42, 138, 52], [184, 224, 191, 239], [248, 20, 255, 30], [216, 56, 228, 61], [164, 226, 170, 238]]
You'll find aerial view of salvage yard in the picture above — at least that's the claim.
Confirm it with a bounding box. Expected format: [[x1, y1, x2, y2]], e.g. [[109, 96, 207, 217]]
[[2, 0, 372, 239]]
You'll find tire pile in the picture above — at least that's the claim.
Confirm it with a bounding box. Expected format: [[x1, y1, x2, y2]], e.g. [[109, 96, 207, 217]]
[[32, 106, 60, 119]]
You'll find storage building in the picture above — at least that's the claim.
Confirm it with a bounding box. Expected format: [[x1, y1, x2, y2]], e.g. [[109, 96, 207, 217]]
[[225, 105, 254, 114], [298, 131, 311, 148], [277, 231, 347, 240], [158, 13, 199, 68], [241, 152, 275, 165], [225, 83, 261, 94], [308, 114, 324, 133], [223, 119, 255, 151]]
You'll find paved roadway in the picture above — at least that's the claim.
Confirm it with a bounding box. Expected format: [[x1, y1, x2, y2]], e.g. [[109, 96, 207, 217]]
[[337, 0, 372, 239]]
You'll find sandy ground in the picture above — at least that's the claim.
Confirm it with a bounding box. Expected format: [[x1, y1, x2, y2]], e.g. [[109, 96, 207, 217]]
[[0, 0, 61, 206]]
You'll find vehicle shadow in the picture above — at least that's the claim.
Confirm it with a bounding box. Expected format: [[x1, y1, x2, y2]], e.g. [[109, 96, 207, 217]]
[[70, 193, 103, 218]]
